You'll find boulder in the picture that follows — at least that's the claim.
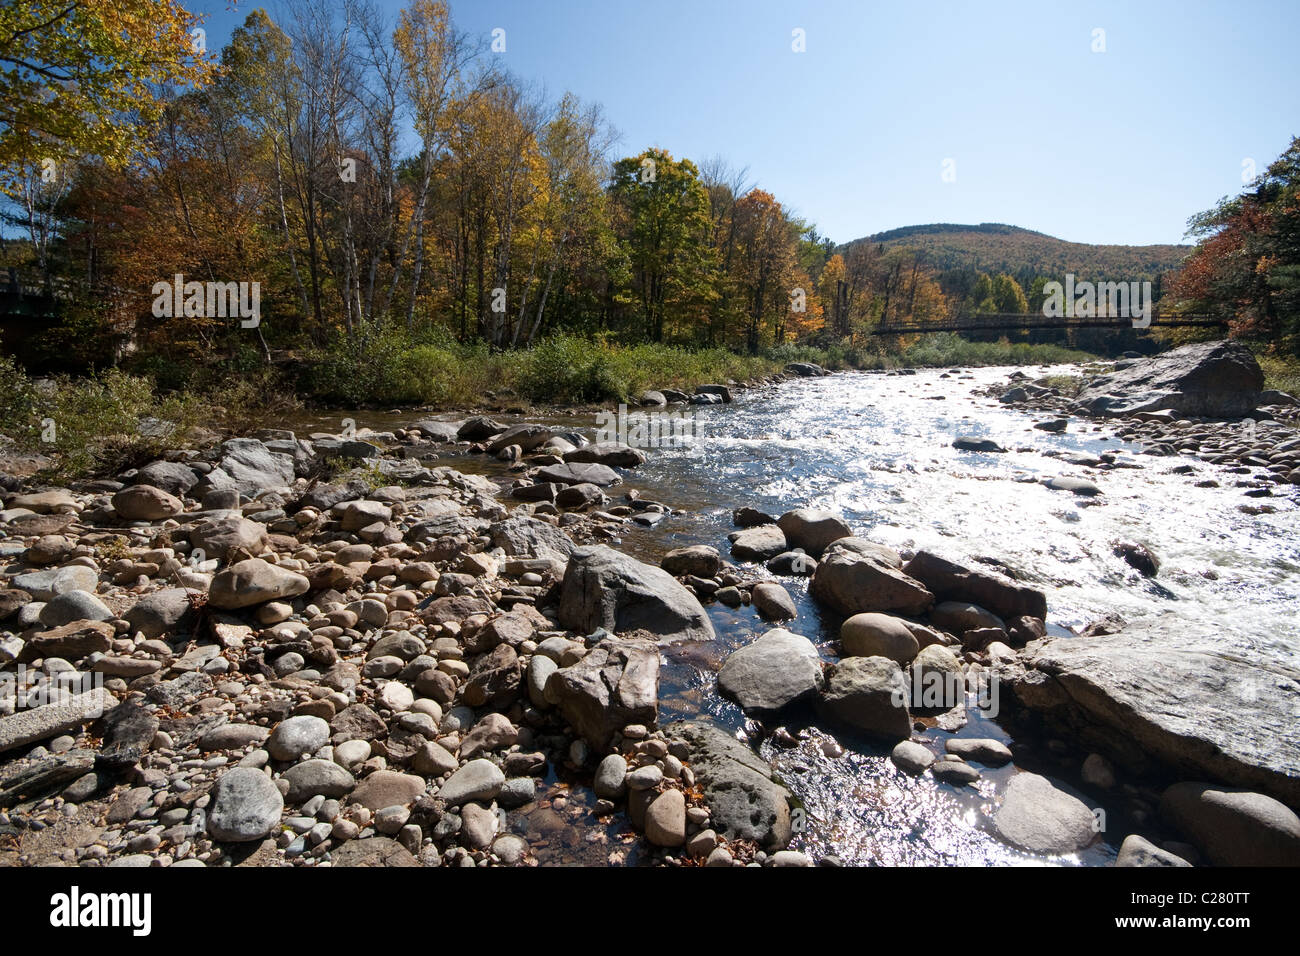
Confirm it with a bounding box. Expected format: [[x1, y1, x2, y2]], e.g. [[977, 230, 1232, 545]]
[[666, 719, 793, 850], [564, 442, 648, 467], [485, 424, 553, 455], [437, 759, 505, 806], [952, 436, 1007, 453], [817, 656, 911, 741], [812, 548, 933, 617], [557, 545, 714, 644], [1002, 615, 1300, 808], [456, 416, 504, 441], [840, 612, 920, 664], [644, 788, 687, 847], [206, 767, 284, 842], [728, 525, 788, 561], [891, 740, 935, 775], [22, 620, 114, 661], [124, 587, 196, 639], [994, 772, 1097, 855], [349, 770, 426, 811], [717, 628, 824, 713], [902, 550, 1046, 621], [281, 759, 356, 803], [775, 509, 852, 557], [213, 438, 296, 494], [190, 514, 268, 562], [37, 590, 113, 628], [660, 545, 720, 578], [1115, 834, 1191, 867], [750, 581, 796, 620], [545, 636, 659, 748], [1159, 782, 1300, 866], [535, 462, 621, 487], [12, 565, 98, 602], [208, 558, 309, 609], [112, 484, 183, 521], [490, 515, 575, 563], [1074, 340, 1265, 418]]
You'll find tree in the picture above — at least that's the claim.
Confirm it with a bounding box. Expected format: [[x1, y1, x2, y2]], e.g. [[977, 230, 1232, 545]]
[[0, 0, 216, 168], [609, 148, 713, 342], [1168, 136, 1300, 351]]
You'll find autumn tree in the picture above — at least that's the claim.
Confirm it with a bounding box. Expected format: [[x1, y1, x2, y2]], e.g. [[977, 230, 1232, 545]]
[[1168, 136, 1300, 351]]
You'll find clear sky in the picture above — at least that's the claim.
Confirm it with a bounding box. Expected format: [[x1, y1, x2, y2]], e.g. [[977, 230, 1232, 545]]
[[192, 0, 1300, 247]]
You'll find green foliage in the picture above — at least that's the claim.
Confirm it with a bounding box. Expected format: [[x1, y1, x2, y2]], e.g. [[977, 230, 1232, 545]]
[[896, 332, 1093, 368], [1257, 354, 1300, 397], [0, 358, 202, 478]]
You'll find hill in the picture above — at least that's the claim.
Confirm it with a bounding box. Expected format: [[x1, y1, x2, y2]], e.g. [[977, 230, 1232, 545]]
[[841, 222, 1190, 282]]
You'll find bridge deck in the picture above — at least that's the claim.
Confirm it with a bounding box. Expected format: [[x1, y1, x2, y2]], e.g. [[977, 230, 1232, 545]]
[[870, 313, 1227, 335]]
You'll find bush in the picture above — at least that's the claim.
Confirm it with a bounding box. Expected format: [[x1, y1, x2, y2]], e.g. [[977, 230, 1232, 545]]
[[513, 335, 624, 403], [0, 358, 203, 478]]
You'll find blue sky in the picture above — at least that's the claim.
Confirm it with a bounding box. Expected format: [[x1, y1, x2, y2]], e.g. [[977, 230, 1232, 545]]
[[193, 0, 1299, 247]]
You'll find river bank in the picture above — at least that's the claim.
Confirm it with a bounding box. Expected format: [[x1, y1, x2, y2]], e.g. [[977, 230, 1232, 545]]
[[1, 347, 1298, 867]]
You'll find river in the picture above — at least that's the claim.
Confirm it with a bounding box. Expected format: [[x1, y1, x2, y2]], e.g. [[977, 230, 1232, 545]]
[[289, 365, 1300, 865]]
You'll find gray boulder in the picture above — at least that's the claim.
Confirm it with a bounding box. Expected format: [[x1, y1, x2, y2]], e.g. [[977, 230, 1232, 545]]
[[728, 525, 788, 561], [189, 514, 268, 562], [208, 559, 309, 610], [1115, 833, 1191, 867], [124, 587, 196, 639], [1003, 615, 1300, 808], [1074, 340, 1265, 418], [1159, 782, 1300, 866], [214, 438, 296, 494], [817, 656, 912, 741], [490, 515, 575, 563], [13, 565, 98, 602], [718, 628, 824, 713], [557, 545, 714, 644], [545, 636, 659, 748], [902, 550, 1046, 621], [564, 442, 647, 467], [207, 767, 284, 842], [666, 719, 793, 850], [37, 590, 113, 628], [994, 772, 1097, 855], [535, 462, 621, 487], [812, 546, 933, 617], [775, 509, 852, 557]]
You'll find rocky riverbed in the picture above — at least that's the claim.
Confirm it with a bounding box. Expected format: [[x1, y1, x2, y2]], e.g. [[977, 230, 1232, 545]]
[[2, 349, 1299, 868]]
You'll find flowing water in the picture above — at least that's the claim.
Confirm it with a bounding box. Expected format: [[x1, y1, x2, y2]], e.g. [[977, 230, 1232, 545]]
[[292, 366, 1300, 866]]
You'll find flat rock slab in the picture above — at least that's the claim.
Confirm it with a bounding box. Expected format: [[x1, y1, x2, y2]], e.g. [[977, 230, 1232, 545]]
[[666, 719, 793, 850], [330, 836, 419, 867], [0, 688, 109, 755], [1003, 615, 1300, 807], [535, 462, 621, 487]]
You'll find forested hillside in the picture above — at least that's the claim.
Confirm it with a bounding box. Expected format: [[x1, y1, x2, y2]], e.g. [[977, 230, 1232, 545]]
[[843, 223, 1190, 290]]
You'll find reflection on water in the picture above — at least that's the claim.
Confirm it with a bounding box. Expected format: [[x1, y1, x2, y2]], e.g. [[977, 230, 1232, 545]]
[[298, 366, 1299, 865]]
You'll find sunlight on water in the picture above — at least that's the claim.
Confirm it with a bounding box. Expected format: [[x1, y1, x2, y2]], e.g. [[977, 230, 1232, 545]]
[[301, 366, 1298, 865]]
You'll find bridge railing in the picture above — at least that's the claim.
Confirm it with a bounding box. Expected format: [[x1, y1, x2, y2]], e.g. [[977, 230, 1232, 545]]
[[870, 311, 1228, 335]]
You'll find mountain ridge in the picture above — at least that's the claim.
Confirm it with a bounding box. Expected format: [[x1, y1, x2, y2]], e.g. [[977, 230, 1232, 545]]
[[839, 222, 1191, 281]]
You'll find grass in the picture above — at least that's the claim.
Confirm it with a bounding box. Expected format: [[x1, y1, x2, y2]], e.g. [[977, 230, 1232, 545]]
[[1257, 354, 1300, 397], [1, 331, 1098, 481]]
